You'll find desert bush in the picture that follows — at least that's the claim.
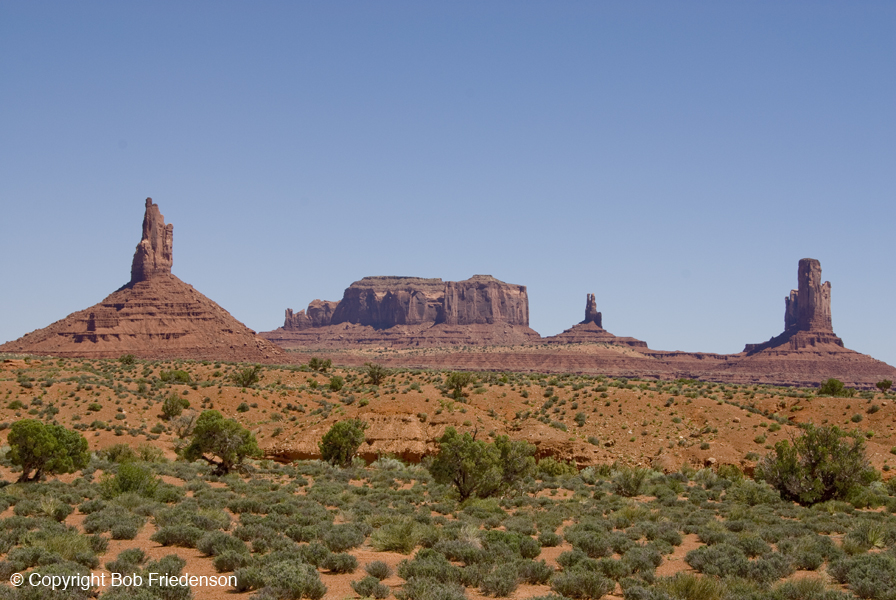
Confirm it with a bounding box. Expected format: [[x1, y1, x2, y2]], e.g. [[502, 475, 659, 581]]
[[371, 518, 423, 554], [538, 532, 562, 547], [829, 553, 896, 600], [230, 365, 261, 387], [162, 393, 190, 420], [398, 549, 463, 582], [550, 569, 614, 599], [352, 575, 391, 599], [150, 524, 204, 548], [309, 357, 332, 373], [445, 372, 475, 399], [396, 578, 466, 600], [366, 560, 394, 580], [319, 419, 368, 468], [100, 462, 159, 499], [757, 424, 877, 505], [517, 559, 553, 584], [197, 531, 248, 556], [105, 547, 147, 574], [480, 562, 520, 597], [366, 362, 389, 385], [323, 551, 358, 574], [213, 549, 251, 572], [613, 467, 650, 497], [236, 560, 327, 600], [537, 457, 578, 478]]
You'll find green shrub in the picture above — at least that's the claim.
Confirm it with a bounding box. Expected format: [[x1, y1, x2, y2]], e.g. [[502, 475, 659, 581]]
[[323, 552, 358, 574], [150, 524, 204, 547], [100, 462, 159, 499], [319, 419, 368, 467], [371, 518, 422, 554], [309, 357, 332, 373], [829, 553, 896, 600], [161, 393, 190, 420], [366, 560, 393, 580], [197, 531, 248, 556], [757, 424, 877, 505], [159, 369, 191, 384], [613, 467, 650, 497], [230, 365, 261, 387], [213, 549, 251, 572], [329, 375, 344, 391], [517, 559, 553, 584], [366, 362, 389, 385], [550, 569, 614, 599], [352, 575, 391, 599], [480, 562, 519, 597], [322, 523, 366, 552]]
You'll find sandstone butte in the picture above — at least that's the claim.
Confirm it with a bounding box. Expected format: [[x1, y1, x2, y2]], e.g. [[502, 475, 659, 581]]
[[263, 259, 896, 389], [0, 198, 281, 361]]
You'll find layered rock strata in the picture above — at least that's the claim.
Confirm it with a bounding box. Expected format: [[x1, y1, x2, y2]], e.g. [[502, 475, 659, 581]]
[[1, 199, 281, 361], [262, 275, 539, 348]]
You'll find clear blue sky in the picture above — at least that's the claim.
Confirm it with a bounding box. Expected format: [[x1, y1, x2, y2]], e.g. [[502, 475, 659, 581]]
[[2, 1, 894, 367]]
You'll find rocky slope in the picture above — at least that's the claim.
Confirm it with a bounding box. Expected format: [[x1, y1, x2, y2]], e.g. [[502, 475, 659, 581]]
[[0, 198, 281, 361]]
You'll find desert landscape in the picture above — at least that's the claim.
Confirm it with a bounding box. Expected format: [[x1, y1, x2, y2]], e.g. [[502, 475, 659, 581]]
[[3, 4, 894, 600], [0, 201, 895, 600]]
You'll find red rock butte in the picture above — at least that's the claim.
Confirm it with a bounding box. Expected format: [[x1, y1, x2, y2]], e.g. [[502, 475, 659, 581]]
[[260, 275, 542, 348], [0, 198, 281, 361]]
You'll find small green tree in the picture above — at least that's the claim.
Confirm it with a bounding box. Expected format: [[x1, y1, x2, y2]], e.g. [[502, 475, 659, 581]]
[[161, 393, 190, 420], [182, 410, 261, 475], [817, 378, 855, 397], [365, 362, 388, 385], [877, 380, 893, 393], [427, 427, 535, 501], [309, 357, 332, 373], [320, 419, 368, 467], [757, 423, 877, 505], [445, 372, 474, 399], [329, 375, 344, 392], [230, 365, 261, 388], [7, 420, 89, 482]]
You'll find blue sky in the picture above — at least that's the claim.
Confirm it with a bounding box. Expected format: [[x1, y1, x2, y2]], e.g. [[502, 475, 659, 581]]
[[1, 1, 894, 367]]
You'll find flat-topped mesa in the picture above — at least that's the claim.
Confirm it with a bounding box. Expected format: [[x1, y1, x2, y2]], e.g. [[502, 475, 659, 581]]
[[744, 258, 843, 354], [583, 293, 602, 327], [130, 198, 173, 283], [280, 275, 529, 331]]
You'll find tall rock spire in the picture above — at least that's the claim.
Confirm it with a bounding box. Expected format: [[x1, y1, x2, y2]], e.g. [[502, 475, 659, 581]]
[[784, 258, 833, 333], [130, 198, 173, 284], [582, 293, 602, 327], [745, 258, 842, 353]]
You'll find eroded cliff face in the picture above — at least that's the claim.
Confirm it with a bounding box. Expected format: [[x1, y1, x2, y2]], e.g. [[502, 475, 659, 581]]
[[785, 258, 833, 333], [130, 198, 173, 284], [281, 275, 529, 331], [443, 275, 529, 326]]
